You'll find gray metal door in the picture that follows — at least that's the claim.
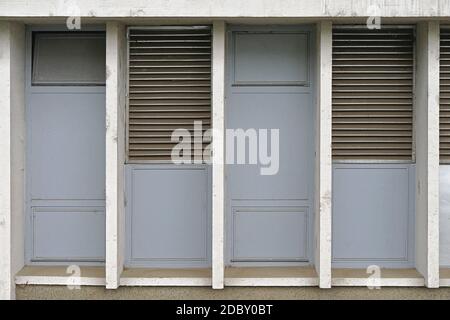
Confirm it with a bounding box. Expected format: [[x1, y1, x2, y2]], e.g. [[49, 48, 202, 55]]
[[26, 30, 106, 264], [226, 26, 315, 266]]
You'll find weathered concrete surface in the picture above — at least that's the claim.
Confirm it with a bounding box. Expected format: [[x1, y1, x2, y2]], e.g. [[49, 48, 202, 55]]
[[0, 21, 25, 301], [15, 286, 450, 300], [415, 21, 440, 288], [315, 21, 332, 289], [1, 0, 450, 18], [105, 21, 127, 290]]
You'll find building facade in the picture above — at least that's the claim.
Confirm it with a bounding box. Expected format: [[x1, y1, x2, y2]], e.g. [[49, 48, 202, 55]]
[[1, 0, 450, 299]]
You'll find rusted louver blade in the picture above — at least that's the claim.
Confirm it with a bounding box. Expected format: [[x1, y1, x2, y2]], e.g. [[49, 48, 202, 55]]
[[128, 26, 212, 161], [332, 26, 414, 161], [441, 27, 450, 162]]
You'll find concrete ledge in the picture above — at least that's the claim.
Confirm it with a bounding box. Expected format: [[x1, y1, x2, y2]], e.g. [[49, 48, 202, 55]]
[[332, 268, 425, 287], [15, 266, 106, 286], [16, 285, 450, 300], [224, 267, 318, 286], [119, 268, 211, 286], [440, 268, 450, 287]]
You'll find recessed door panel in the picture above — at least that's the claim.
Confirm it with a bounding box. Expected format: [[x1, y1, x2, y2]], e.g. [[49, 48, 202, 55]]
[[27, 31, 106, 264], [30, 92, 105, 200], [226, 26, 315, 266]]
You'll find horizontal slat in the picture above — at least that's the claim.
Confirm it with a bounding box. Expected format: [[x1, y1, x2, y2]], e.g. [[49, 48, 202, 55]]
[[130, 126, 211, 132], [333, 144, 412, 150]]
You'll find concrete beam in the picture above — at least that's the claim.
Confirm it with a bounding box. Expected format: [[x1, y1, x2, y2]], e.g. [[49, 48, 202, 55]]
[[105, 21, 127, 289], [211, 20, 226, 290], [415, 21, 440, 288], [0, 21, 25, 300], [315, 21, 332, 289], [0, 0, 450, 18]]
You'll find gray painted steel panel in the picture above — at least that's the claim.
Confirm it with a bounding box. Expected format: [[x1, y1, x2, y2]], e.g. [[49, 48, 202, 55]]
[[32, 207, 105, 262], [440, 165, 450, 266], [126, 165, 211, 268], [226, 25, 315, 266], [233, 32, 309, 86], [231, 207, 309, 262], [32, 33, 106, 85], [26, 29, 106, 264], [30, 92, 106, 200], [227, 94, 313, 201], [332, 163, 415, 268]]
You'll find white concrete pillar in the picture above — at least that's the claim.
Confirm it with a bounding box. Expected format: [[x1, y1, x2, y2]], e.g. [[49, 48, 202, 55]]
[[315, 21, 332, 289], [0, 21, 26, 300], [212, 20, 226, 289], [415, 21, 440, 288], [105, 22, 127, 289]]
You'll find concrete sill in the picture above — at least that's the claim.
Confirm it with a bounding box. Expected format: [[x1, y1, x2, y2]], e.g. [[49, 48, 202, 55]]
[[331, 268, 424, 287], [119, 268, 211, 286], [440, 268, 450, 287], [224, 266, 318, 286], [15, 266, 105, 286]]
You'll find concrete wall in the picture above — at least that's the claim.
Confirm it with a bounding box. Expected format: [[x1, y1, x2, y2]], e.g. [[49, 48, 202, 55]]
[[1, 0, 450, 18], [0, 21, 26, 300]]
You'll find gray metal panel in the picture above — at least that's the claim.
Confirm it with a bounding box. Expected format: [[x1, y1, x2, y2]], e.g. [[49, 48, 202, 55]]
[[226, 25, 315, 266], [126, 164, 211, 268], [440, 165, 450, 267], [31, 207, 105, 262], [227, 93, 314, 201], [231, 207, 308, 262], [29, 92, 106, 200], [332, 163, 415, 268], [32, 33, 106, 85], [233, 32, 309, 86], [26, 29, 106, 265]]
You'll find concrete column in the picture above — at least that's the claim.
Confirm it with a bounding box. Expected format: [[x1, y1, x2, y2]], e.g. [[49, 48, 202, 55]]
[[0, 21, 25, 300], [415, 21, 440, 288], [105, 22, 127, 289], [315, 21, 332, 289], [212, 20, 226, 289]]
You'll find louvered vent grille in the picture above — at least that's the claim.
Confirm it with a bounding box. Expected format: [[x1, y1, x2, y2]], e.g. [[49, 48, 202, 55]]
[[128, 26, 212, 161], [332, 26, 415, 161], [441, 27, 450, 162]]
